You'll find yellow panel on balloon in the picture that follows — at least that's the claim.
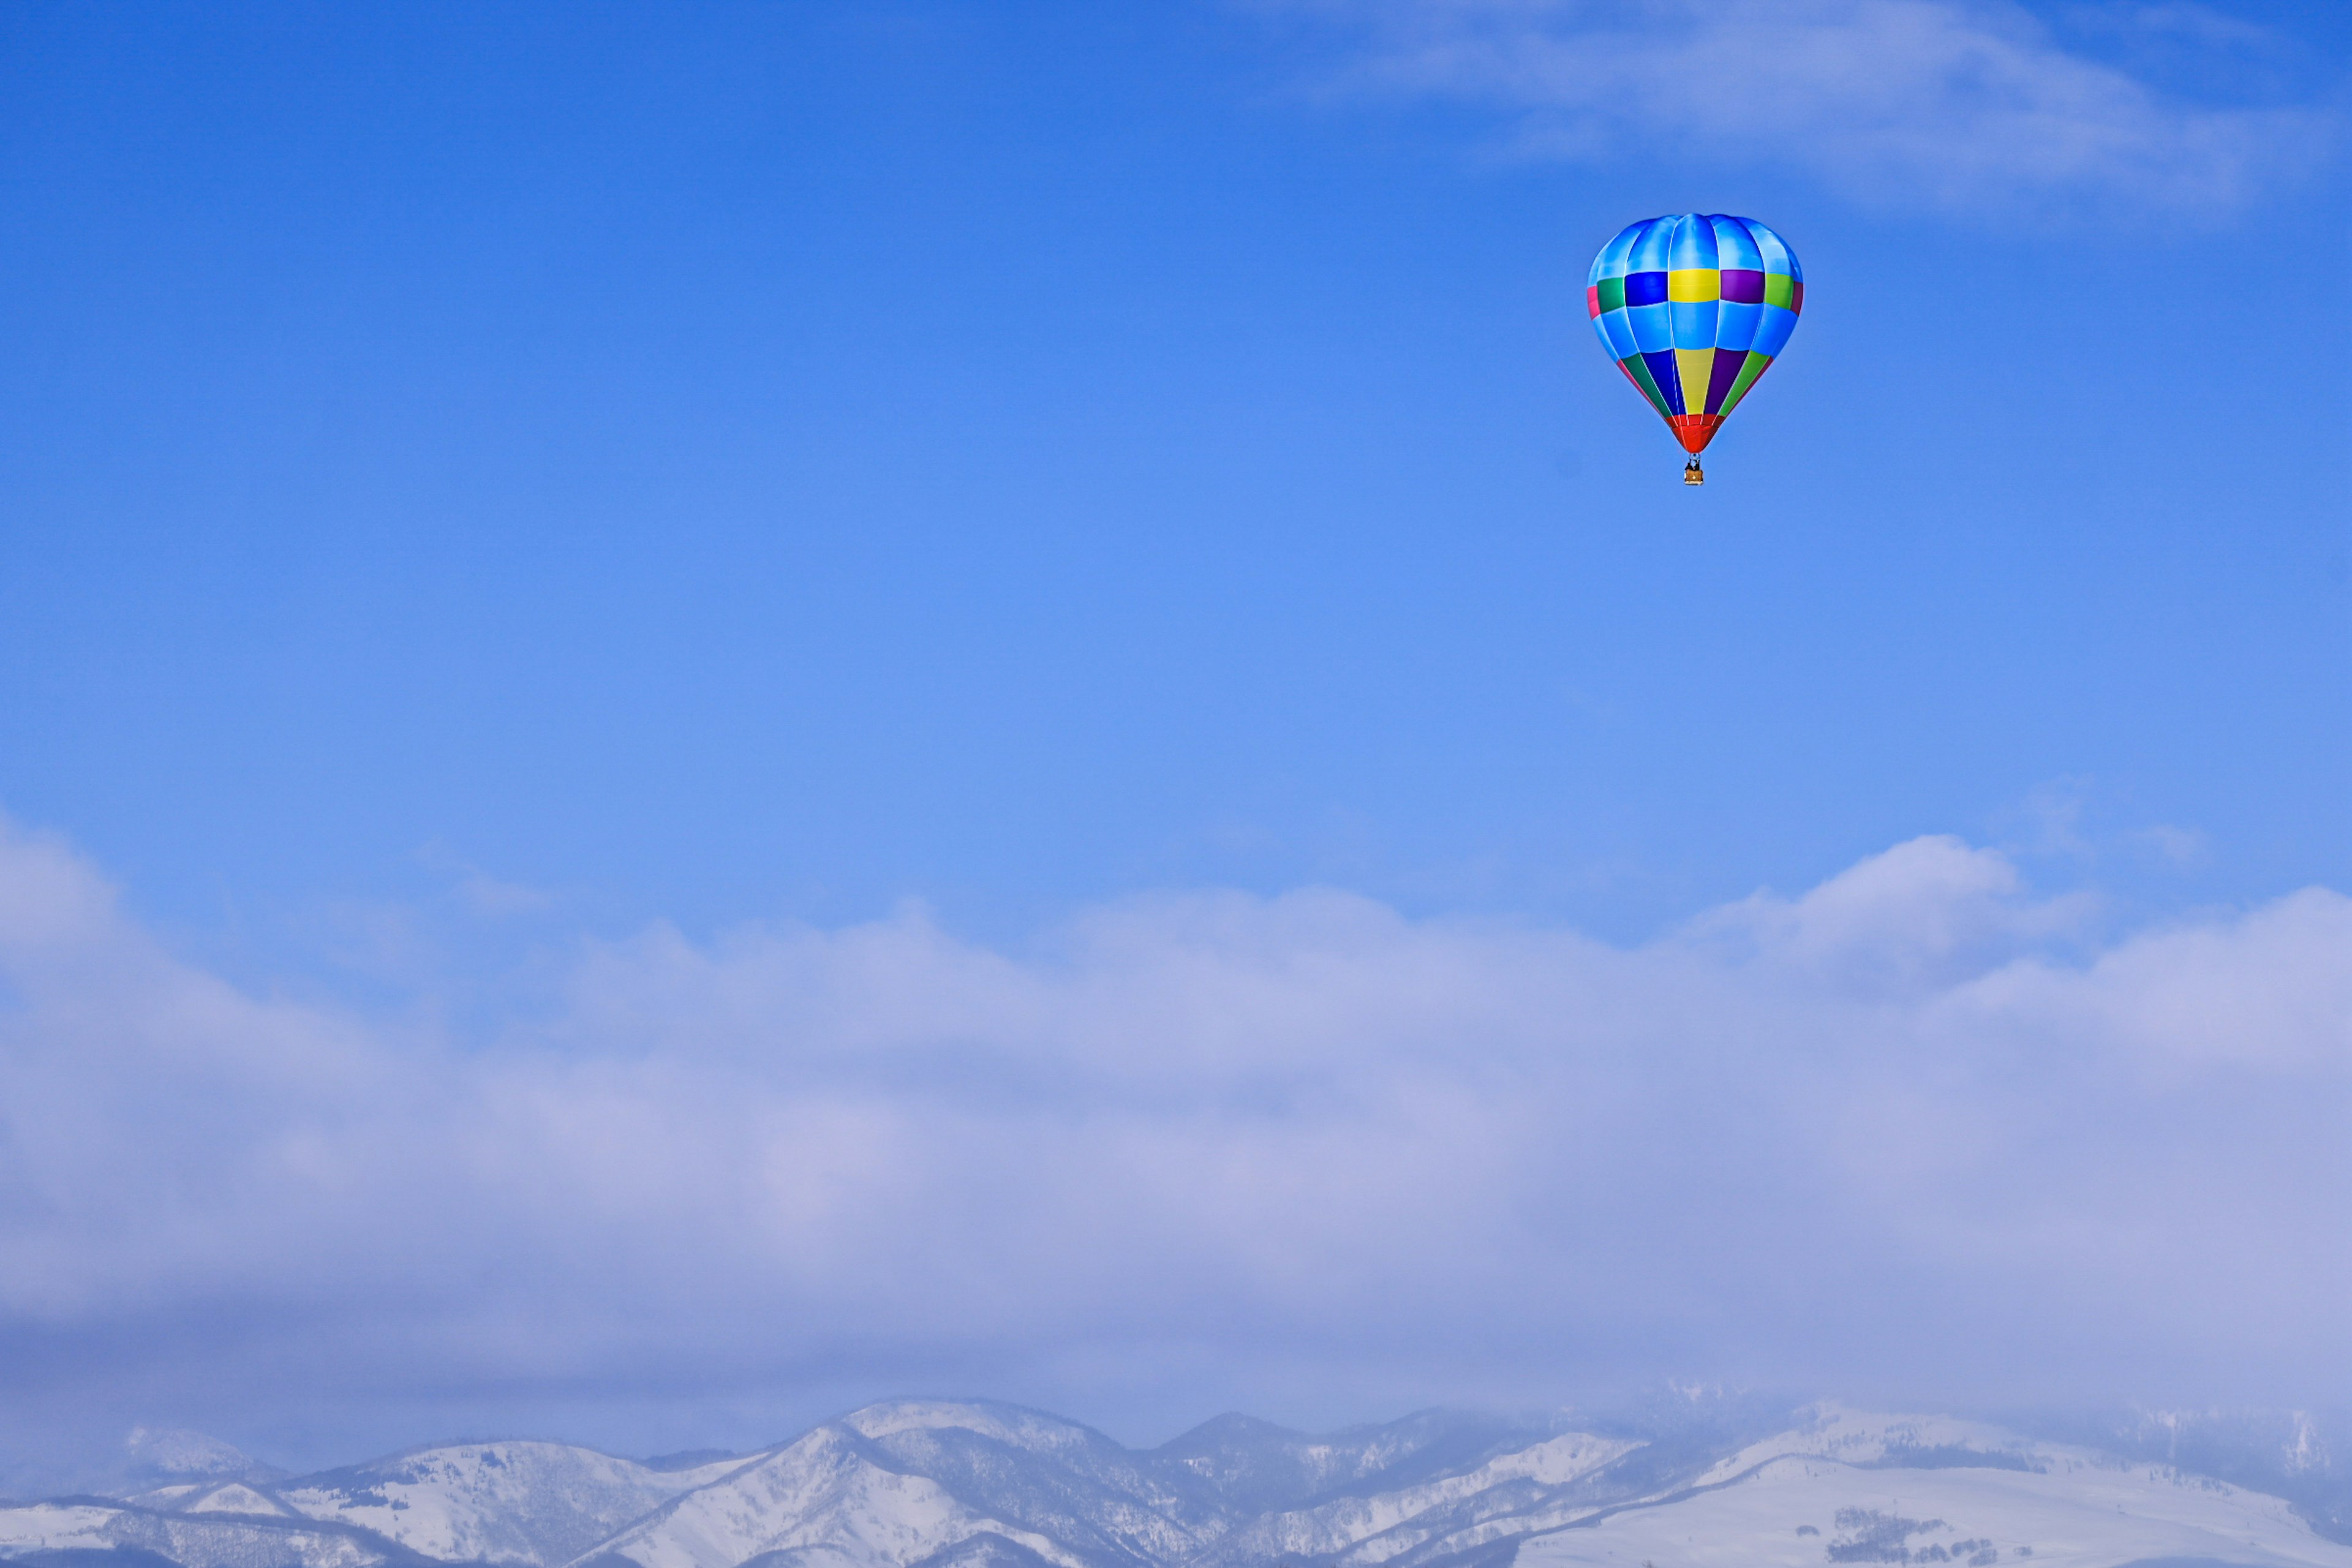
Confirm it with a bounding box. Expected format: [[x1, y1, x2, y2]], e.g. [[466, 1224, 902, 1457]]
[[1674, 349, 1716, 414], [1667, 269, 1720, 302]]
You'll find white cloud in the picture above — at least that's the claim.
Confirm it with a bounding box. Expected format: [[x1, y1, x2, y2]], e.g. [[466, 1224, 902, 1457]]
[[1948, 887, 2352, 1071], [0, 816, 2344, 1457], [1287, 0, 2328, 216]]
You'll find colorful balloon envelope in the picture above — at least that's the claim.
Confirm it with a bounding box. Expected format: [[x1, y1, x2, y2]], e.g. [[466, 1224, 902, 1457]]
[[1587, 213, 1801, 475]]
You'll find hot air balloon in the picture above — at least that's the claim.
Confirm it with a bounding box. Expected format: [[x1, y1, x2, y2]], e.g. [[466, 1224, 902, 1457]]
[[1586, 213, 1801, 484]]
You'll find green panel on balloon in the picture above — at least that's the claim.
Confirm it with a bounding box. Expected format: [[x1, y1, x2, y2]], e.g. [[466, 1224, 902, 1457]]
[[1624, 355, 1672, 417]]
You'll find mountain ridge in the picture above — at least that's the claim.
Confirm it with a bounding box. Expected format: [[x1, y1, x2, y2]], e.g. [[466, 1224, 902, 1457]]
[[1, 1403, 2343, 1568]]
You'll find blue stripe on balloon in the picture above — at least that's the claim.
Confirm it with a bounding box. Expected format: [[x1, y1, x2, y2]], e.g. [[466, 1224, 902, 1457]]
[[1589, 220, 1648, 285], [1668, 214, 1719, 272], [1626, 303, 1672, 355], [1714, 300, 1762, 354], [1748, 220, 1801, 282], [1640, 349, 1686, 415], [1596, 309, 1639, 360], [1710, 216, 1762, 273], [1669, 300, 1719, 348], [1623, 270, 1668, 307], [1751, 303, 1799, 358], [1627, 218, 1676, 274]]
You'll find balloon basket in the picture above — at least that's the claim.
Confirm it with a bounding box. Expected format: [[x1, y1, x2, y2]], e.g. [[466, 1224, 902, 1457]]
[[1683, 458, 1704, 486]]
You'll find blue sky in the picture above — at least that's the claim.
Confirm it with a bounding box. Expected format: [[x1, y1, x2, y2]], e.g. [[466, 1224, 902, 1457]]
[[0, 0, 2346, 1483]]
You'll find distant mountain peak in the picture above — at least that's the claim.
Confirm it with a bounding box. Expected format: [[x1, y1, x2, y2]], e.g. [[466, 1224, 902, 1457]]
[[839, 1400, 1111, 1452], [123, 1430, 255, 1482]]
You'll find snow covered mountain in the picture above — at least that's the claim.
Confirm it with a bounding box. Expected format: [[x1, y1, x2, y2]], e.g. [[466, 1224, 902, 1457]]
[[2, 1403, 2345, 1568], [277, 1441, 753, 1566], [1523, 1406, 2343, 1568]]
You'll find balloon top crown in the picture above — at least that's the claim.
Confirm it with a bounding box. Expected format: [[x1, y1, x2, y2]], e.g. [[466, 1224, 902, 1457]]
[[1587, 214, 1801, 290]]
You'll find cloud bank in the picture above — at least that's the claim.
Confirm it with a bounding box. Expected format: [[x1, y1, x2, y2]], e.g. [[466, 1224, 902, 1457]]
[[1289, 0, 2329, 216], [0, 818, 2345, 1469]]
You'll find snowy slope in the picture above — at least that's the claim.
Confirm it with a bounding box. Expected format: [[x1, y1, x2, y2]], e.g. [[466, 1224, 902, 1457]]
[[2077, 1410, 2349, 1545], [0, 1503, 126, 1553], [101, 1515, 396, 1568], [1517, 1440, 2352, 1568], [0, 1499, 398, 1568], [842, 1401, 1234, 1567], [279, 1441, 751, 1567], [1686, 1408, 2045, 1487], [183, 1485, 296, 1518], [575, 1422, 1092, 1568], [1153, 1412, 1561, 1520], [1197, 1433, 1641, 1568]]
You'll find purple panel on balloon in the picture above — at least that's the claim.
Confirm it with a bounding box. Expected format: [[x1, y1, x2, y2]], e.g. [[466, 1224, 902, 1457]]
[[1705, 348, 1750, 415]]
